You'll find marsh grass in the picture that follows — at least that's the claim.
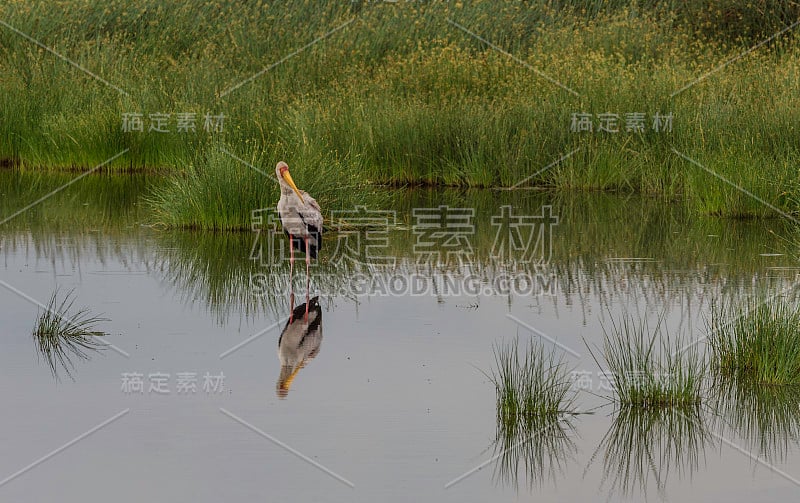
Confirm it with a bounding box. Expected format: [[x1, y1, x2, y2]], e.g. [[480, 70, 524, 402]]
[[491, 338, 576, 423], [146, 142, 394, 230], [2, 1, 800, 223], [589, 314, 705, 407], [489, 337, 578, 488], [708, 297, 800, 385], [32, 289, 108, 379]]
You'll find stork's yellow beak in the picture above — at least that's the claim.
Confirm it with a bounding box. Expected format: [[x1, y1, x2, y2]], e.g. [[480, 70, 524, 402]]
[[281, 170, 305, 205]]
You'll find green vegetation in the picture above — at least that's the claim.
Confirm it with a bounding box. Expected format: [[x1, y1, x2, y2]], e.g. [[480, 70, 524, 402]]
[[146, 143, 392, 230], [590, 315, 705, 407], [491, 338, 575, 421], [1, 1, 799, 226], [489, 337, 577, 488], [708, 296, 800, 385], [32, 289, 108, 378]]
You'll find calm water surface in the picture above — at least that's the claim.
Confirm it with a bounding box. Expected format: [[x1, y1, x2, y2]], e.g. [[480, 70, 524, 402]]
[[1, 172, 799, 502]]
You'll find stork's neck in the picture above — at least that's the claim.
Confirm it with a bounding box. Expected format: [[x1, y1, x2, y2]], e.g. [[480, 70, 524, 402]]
[[279, 182, 297, 196]]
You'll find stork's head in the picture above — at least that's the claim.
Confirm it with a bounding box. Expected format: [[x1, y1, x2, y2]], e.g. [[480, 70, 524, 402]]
[[275, 161, 305, 204]]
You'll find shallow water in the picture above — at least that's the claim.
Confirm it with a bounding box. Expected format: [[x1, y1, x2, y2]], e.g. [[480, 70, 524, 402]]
[[1, 172, 799, 502]]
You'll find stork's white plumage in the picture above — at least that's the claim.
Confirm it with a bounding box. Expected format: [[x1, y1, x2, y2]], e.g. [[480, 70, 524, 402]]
[[275, 161, 323, 259], [276, 296, 323, 397], [275, 161, 323, 318]]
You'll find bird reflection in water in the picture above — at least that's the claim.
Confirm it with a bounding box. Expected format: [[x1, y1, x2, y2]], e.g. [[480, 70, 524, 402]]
[[276, 296, 323, 398]]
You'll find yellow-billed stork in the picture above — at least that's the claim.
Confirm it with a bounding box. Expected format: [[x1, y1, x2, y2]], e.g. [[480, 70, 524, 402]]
[[275, 161, 323, 316]]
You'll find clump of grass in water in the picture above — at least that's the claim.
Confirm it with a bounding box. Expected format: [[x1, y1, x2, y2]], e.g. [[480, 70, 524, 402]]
[[589, 314, 705, 408], [489, 338, 577, 488], [491, 338, 575, 422], [33, 290, 108, 379], [708, 297, 800, 385]]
